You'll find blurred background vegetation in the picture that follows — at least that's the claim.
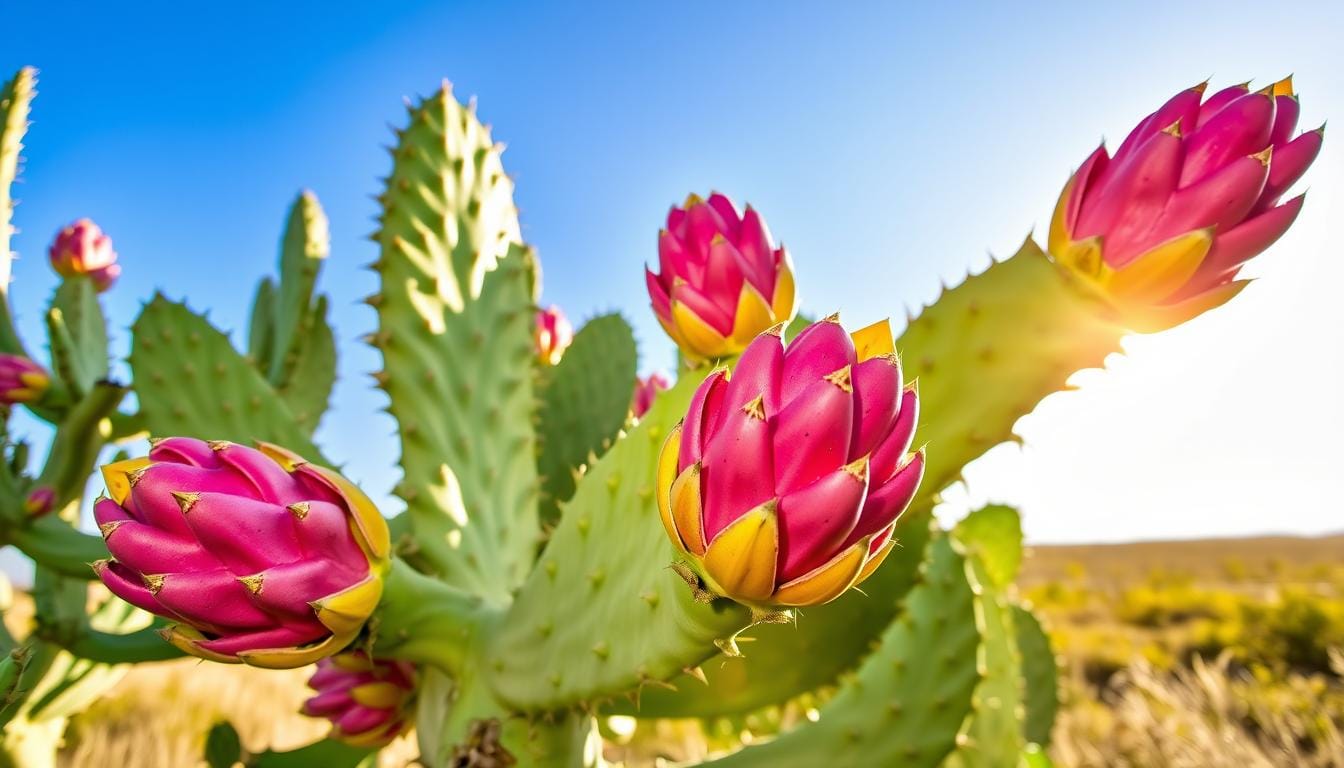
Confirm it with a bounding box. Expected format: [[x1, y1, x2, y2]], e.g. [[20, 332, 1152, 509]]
[[7, 532, 1340, 766]]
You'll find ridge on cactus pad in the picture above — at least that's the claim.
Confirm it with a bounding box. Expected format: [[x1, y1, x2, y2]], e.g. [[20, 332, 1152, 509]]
[[658, 315, 924, 609], [91, 438, 389, 669], [1049, 77, 1322, 331]]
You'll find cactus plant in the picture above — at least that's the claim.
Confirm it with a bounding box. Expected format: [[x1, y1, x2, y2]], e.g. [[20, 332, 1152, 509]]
[[0, 61, 1322, 768]]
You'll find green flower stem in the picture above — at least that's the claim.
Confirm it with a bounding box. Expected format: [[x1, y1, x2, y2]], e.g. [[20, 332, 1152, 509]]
[[372, 557, 500, 675], [8, 518, 105, 580], [34, 379, 126, 509]]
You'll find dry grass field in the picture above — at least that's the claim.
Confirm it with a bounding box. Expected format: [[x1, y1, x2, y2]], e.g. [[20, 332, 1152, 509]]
[[7, 533, 1341, 766]]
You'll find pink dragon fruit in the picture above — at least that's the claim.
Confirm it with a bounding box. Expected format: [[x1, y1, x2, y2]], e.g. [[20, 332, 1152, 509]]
[[303, 651, 416, 747], [656, 316, 924, 608], [92, 438, 390, 669], [0, 354, 49, 405], [1049, 77, 1321, 330], [646, 193, 798, 363], [535, 305, 573, 365], [631, 372, 670, 418], [49, 218, 120, 292]]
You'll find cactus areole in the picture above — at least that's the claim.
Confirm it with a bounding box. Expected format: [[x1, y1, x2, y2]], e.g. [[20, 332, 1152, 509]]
[[658, 316, 925, 609], [92, 438, 390, 669]]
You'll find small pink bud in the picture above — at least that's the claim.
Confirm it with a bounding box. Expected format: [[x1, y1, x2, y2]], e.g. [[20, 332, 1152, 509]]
[[93, 438, 390, 669], [631, 372, 670, 418], [0, 354, 50, 405], [647, 193, 798, 363], [302, 651, 416, 747], [23, 486, 55, 517], [49, 219, 120, 292], [535, 306, 573, 365]]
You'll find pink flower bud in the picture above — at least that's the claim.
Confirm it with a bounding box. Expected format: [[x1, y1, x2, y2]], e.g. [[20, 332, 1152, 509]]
[[631, 372, 670, 418], [1049, 78, 1321, 329], [303, 651, 416, 748], [535, 306, 573, 365], [0, 354, 49, 405], [23, 486, 55, 517], [646, 193, 798, 363], [49, 219, 120, 292], [92, 438, 390, 669], [656, 316, 922, 608]]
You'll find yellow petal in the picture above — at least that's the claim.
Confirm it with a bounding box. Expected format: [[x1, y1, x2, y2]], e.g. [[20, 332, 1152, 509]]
[[1272, 75, 1294, 97], [18, 371, 49, 390], [156, 624, 239, 665], [850, 318, 895, 361], [301, 464, 391, 562], [1123, 279, 1250, 334], [671, 300, 733, 360], [1058, 236, 1105, 279], [770, 255, 798, 322], [656, 423, 687, 556], [670, 463, 706, 556], [331, 652, 373, 672], [730, 283, 775, 346], [771, 539, 868, 606], [312, 573, 384, 635], [1104, 229, 1212, 303], [702, 500, 778, 603], [338, 724, 403, 748], [351, 681, 404, 708], [1048, 174, 1079, 256], [101, 457, 152, 505], [254, 440, 308, 471], [853, 533, 896, 587], [237, 631, 354, 669]]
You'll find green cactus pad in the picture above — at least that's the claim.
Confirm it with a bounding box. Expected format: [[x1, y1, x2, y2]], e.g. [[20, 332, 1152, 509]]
[[702, 535, 981, 768], [1013, 604, 1058, 748], [372, 83, 539, 600], [129, 295, 321, 461], [0, 67, 36, 355], [267, 190, 329, 386], [277, 293, 335, 434], [619, 508, 933, 718], [487, 372, 751, 711], [246, 277, 276, 366], [944, 510, 1027, 768], [900, 238, 1124, 504], [536, 313, 638, 524], [47, 277, 108, 395]]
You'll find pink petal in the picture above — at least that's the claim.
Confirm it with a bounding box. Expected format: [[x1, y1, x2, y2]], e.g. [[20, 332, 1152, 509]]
[[149, 437, 223, 468], [197, 624, 328, 657], [1147, 151, 1269, 245], [646, 267, 673, 326], [1196, 84, 1251, 129], [719, 332, 784, 423], [736, 206, 777, 297], [128, 464, 254, 537], [777, 465, 867, 582], [705, 193, 742, 239], [871, 387, 919, 484], [337, 706, 392, 735], [154, 568, 278, 630], [700, 397, 775, 542], [214, 443, 307, 505], [780, 321, 856, 404], [703, 237, 748, 316], [659, 229, 697, 284], [1180, 195, 1305, 297], [684, 201, 728, 260], [99, 561, 174, 616], [844, 452, 924, 549], [679, 370, 727, 473], [247, 559, 366, 619], [303, 689, 354, 717], [1112, 86, 1204, 163], [179, 493, 303, 574], [1074, 130, 1184, 263], [1252, 129, 1322, 215], [670, 281, 734, 336], [1270, 95, 1300, 146], [1180, 91, 1275, 187], [771, 371, 854, 496], [104, 520, 214, 575], [1064, 146, 1111, 234], [849, 356, 901, 461]]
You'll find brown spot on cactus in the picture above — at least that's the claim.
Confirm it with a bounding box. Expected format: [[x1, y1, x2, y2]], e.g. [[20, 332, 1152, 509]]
[[142, 573, 166, 594], [239, 574, 264, 595], [287, 501, 310, 519], [824, 365, 854, 393], [171, 491, 200, 514], [98, 520, 127, 538]]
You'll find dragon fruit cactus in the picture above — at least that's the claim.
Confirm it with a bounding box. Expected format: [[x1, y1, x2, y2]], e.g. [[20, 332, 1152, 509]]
[[303, 652, 417, 747], [646, 193, 798, 363], [49, 218, 121, 292], [657, 316, 923, 608], [0, 353, 48, 404], [534, 305, 573, 365], [1049, 77, 1322, 330], [631, 372, 669, 418], [91, 438, 389, 668], [0, 63, 1324, 768]]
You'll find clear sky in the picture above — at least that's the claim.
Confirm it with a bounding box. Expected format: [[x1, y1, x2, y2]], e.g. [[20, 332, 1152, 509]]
[[3, 1, 1341, 546]]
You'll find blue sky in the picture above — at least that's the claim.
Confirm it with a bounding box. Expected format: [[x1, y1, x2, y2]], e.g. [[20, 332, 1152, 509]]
[[3, 1, 1341, 546]]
